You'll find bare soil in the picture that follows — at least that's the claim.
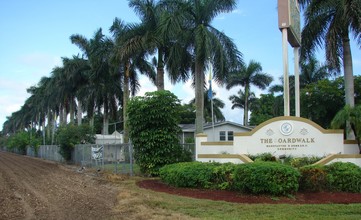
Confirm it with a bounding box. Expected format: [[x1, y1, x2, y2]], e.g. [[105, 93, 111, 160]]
[[0, 151, 122, 220], [137, 179, 361, 204]]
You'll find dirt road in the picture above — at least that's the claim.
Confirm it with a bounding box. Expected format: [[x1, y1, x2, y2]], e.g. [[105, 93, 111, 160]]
[[0, 151, 120, 220]]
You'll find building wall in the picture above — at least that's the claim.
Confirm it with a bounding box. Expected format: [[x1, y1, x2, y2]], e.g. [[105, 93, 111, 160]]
[[204, 124, 250, 142]]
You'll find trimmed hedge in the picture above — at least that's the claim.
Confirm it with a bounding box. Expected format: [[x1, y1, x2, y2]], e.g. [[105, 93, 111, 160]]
[[159, 162, 238, 189], [233, 162, 300, 195], [325, 162, 361, 193], [160, 161, 361, 195], [159, 162, 218, 188]]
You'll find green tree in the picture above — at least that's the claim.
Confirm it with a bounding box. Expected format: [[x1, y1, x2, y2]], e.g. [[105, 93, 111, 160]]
[[127, 90, 189, 176], [110, 17, 156, 143], [227, 60, 273, 125], [331, 105, 361, 154], [249, 93, 282, 126], [301, 78, 344, 128], [56, 124, 95, 161], [7, 131, 29, 154], [190, 90, 225, 123], [71, 29, 121, 135], [161, 0, 241, 134], [300, 55, 330, 87], [229, 89, 256, 125], [299, 0, 361, 109], [178, 103, 196, 124]]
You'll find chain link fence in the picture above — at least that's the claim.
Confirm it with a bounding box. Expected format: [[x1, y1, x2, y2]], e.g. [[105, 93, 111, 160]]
[[26, 145, 64, 162], [72, 144, 136, 175], [3, 142, 195, 176]]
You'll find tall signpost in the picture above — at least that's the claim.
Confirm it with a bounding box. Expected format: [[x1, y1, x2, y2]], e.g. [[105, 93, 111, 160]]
[[278, 0, 301, 116]]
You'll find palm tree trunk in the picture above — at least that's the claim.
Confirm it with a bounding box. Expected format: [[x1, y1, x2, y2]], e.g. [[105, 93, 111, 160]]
[[69, 98, 75, 124], [343, 35, 355, 140], [195, 61, 204, 134], [47, 109, 51, 144], [244, 85, 249, 126], [103, 113, 109, 135], [59, 105, 64, 126], [157, 49, 165, 91], [77, 100, 82, 126], [343, 37, 354, 107], [123, 61, 130, 143], [103, 99, 109, 135]]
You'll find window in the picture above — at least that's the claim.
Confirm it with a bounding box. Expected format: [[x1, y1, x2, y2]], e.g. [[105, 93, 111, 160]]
[[227, 131, 234, 141], [219, 131, 234, 141], [219, 131, 226, 141]]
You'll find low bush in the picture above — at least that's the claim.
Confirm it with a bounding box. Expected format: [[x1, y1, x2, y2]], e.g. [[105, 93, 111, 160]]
[[299, 165, 327, 192], [211, 163, 238, 190], [233, 162, 300, 195], [248, 153, 276, 162], [290, 156, 322, 168], [160, 162, 238, 190], [325, 162, 361, 192], [160, 162, 218, 188]]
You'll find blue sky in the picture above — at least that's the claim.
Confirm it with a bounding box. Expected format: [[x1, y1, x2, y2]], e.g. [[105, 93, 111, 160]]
[[1, 0, 360, 129]]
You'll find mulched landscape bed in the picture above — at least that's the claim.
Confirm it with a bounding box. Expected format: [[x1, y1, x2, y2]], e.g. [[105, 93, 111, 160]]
[[137, 179, 361, 204]]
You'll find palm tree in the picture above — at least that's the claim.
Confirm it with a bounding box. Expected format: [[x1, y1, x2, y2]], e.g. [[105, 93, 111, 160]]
[[331, 105, 361, 154], [190, 90, 225, 123], [71, 29, 121, 135], [110, 18, 156, 142], [300, 55, 330, 87], [229, 89, 256, 125], [226, 60, 273, 125], [299, 0, 361, 108], [160, 0, 242, 134]]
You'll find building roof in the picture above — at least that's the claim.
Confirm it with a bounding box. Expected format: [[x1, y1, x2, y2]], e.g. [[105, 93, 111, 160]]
[[179, 121, 252, 132]]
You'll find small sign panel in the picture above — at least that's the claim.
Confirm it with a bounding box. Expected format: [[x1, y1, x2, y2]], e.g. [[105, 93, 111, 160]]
[[278, 0, 301, 47]]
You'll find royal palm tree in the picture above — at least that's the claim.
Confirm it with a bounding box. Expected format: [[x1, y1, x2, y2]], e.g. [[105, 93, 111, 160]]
[[160, 0, 242, 134], [110, 18, 156, 142], [190, 90, 225, 123], [300, 55, 330, 87], [226, 60, 273, 125], [129, 0, 191, 90], [299, 0, 361, 108], [229, 89, 256, 125], [71, 29, 121, 134]]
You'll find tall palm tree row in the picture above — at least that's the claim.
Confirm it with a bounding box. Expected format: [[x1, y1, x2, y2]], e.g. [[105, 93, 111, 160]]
[[3, 0, 241, 139]]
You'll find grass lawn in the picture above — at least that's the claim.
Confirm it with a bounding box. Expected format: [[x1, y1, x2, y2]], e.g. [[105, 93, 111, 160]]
[[108, 176, 361, 220]]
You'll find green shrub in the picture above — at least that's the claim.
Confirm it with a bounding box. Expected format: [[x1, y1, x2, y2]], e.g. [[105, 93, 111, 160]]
[[248, 153, 276, 162], [160, 162, 218, 188], [299, 165, 328, 192], [211, 163, 238, 190], [127, 91, 189, 176], [325, 162, 361, 192], [233, 162, 300, 195], [56, 124, 95, 161], [290, 156, 322, 168], [7, 131, 29, 154]]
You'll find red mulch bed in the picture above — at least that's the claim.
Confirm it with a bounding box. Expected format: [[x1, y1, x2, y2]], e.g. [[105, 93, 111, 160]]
[[137, 179, 361, 204]]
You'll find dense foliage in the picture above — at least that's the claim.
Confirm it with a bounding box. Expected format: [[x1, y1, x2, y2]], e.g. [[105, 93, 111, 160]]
[[56, 124, 95, 161], [6, 130, 41, 155], [299, 165, 328, 192], [160, 161, 301, 195], [127, 90, 191, 176], [233, 162, 300, 195], [324, 162, 361, 192]]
